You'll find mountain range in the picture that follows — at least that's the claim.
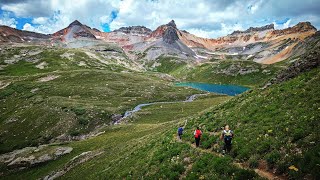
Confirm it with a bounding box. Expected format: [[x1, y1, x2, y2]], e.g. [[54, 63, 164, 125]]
[[1, 17, 320, 179], [0, 20, 317, 64]]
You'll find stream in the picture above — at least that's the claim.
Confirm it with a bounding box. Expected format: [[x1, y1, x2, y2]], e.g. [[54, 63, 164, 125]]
[[119, 83, 249, 122], [121, 94, 199, 120]]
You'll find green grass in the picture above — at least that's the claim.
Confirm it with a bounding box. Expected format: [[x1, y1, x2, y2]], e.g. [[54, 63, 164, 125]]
[[1, 43, 319, 179], [0, 46, 201, 153], [177, 60, 282, 87], [0, 70, 200, 153], [151, 57, 283, 87], [132, 95, 231, 124], [183, 68, 320, 179], [1, 95, 259, 179], [149, 56, 187, 73]]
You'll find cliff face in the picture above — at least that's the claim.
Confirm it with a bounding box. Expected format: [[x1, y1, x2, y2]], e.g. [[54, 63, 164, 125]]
[[231, 24, 275, 35], [174, 22, 316, 64], [51, 20, 96, 42], [178, 22, 317, 50], [0, 26, 50, 43], [162, 20, 179, 44], [113, 26, 152, 35], [0, 20, 317, 64]]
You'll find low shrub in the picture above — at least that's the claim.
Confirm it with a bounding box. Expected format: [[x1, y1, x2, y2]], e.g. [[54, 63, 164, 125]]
[[78, 116, 89, 126], [248, 155, 259, 168], [265, 151, 281, 168], [72, 107, 86, 115]]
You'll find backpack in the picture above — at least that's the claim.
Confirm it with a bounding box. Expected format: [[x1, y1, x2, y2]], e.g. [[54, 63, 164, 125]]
[[224, 130, 233, 144], [178, 127, 183, 135], [194, 130, 201, 138]]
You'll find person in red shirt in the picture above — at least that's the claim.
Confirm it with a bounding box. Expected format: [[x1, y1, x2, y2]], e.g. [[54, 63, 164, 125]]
[[194, 127, 202, 147]]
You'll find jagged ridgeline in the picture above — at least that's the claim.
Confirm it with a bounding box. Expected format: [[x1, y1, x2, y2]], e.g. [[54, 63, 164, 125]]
[[0, 18, 319, 179]]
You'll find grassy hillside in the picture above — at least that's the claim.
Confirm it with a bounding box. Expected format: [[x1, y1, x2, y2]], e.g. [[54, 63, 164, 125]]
[[182, 67, 320, 179], [1, 41, 319, 179], [0, 45, 200, 153], [150, 56, 283, 87], [1, 94, 262, 179]]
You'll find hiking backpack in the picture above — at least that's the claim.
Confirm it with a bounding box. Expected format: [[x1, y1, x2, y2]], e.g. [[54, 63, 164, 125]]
[[224, 130, 233, 143], [194, 129, 201, 138], [178, 127, 183, 135]]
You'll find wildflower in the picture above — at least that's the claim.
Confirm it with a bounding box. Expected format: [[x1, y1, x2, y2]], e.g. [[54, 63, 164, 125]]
[[289, 165, 299, 171]]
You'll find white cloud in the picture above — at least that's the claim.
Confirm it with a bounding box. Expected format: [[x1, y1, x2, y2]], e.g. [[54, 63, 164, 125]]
[[99, 15, 110, 24], [32, 17, 48, 24], [188, 23, 245, 38], [273, 19, 291, 30], [1, 0, 319, 37], [1, 1, 53, 17], [109, 0, 248, 37], [1, 0, 119, 33], [0, 15, 17, 28], [22, 23, 35, 31]]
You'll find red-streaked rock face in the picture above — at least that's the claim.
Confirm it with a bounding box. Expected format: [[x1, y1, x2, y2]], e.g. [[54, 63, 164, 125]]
[[51, 20, 96, 42], [0, 20, 317, 64], [178, 21, 317, 51], [0, 25, 50, 43], [271, 22, 316, 37], [113, 26, 152, 35]]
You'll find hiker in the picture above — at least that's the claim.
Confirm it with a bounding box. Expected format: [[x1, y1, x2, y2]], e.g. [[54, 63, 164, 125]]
[[220, 125, 234, 154], [177, 125, 184, 140], [194, 127, 202, 147], [177, 120, 187, 141]]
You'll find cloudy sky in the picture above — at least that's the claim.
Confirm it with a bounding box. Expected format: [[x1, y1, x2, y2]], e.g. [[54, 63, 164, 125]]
[[0, 0, 319, 38]]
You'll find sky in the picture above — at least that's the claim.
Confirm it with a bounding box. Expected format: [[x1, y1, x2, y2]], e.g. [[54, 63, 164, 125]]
[[0, 0, 319, 38]]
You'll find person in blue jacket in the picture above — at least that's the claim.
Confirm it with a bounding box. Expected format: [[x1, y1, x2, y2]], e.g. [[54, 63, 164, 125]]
[[177, 125, 184, 140]]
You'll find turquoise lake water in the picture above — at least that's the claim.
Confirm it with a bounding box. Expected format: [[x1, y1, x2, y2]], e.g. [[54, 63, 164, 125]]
[[175, 82, 249, 96]]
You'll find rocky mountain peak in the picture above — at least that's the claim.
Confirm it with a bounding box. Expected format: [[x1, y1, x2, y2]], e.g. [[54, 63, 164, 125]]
[[163, 26, 179, 44], [231, 24, 274, 35], [113, 26, 152, 35], [292, 22, 316, 32], [68, 20, 83, 27], [167, 20, 177, 28]]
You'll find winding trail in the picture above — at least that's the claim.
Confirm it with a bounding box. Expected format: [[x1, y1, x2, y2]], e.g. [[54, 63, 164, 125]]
[[176, 138, 285, 180]]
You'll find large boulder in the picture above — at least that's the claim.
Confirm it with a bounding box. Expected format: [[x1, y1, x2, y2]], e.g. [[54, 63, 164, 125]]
[[0, 146, 73, 169]]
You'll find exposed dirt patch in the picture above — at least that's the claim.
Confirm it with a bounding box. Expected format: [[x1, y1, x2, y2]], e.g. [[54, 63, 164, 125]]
[[38, 75, 60, 82], [0, 81, 11, 89], [43, 150, 104, 180], [36, 62, 48, 69], [60, 52, 74, 60]]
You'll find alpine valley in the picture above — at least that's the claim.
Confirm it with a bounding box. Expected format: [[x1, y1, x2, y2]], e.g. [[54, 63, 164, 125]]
[[0, 19, 319, 179]]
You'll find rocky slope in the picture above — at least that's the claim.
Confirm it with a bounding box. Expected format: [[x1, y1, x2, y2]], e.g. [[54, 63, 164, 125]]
[[113, 26, 152, 35], [130, 20, 196, 61], [0, 25, 50, 43], [268, 32, 320, 85], [51, 20, 96, 42], [0, 20, 317, 64], [178, 22, 317, 63]]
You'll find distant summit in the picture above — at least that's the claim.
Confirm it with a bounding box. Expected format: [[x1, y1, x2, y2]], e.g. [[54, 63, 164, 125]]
[[167, 20, 177, 28], [163, 21, 179, 44], [0, 19, 317, 63], [68, 20, 83, 27], [231, 24, 274, 35], [113, 26, 152, 35], [52, 20, 96, 41]]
